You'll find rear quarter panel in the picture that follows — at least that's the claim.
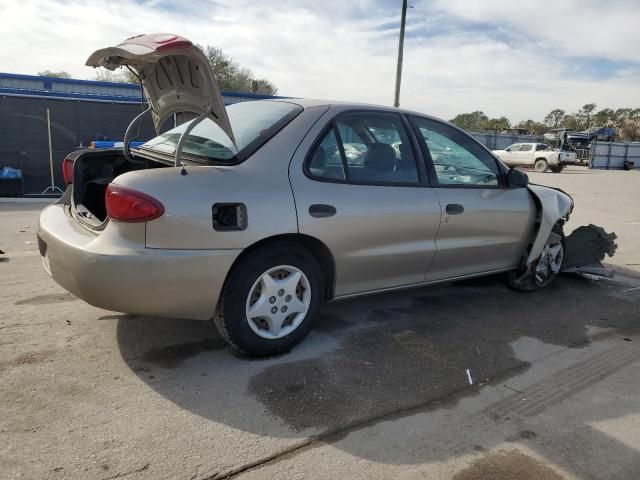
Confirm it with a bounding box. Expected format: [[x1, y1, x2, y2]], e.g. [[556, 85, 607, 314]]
[[116, 105, 329, 250], [541, 151, 560, 165]]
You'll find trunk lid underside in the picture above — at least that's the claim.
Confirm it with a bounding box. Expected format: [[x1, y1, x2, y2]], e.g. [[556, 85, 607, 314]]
[[86, 33, 234, 142]]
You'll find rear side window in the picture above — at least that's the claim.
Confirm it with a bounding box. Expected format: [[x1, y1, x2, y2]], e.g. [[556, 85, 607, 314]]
[[308, 128, 346, 180], [307, 111, 419, 185], [536, 144, 549, 151], [140, 101, 302, 164]]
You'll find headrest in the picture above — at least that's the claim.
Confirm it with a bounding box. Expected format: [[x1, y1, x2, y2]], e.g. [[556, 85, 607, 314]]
[[364, 143, 395, 171], [398, 143, 412, 160]]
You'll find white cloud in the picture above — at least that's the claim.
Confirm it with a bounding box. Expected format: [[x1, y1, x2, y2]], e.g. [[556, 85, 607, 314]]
[[0, 0, 639, 122], [429, 0, 640, 62]]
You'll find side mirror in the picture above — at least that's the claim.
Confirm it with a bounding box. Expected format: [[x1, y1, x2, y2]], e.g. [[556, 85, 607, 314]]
[[508, 168, 528, 188]]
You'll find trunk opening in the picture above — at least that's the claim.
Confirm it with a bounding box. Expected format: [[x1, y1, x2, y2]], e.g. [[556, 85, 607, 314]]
[[71, 149, 167, 227]]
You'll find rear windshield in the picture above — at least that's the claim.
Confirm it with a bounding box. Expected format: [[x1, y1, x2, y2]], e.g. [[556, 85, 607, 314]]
[[140, 100, 302, 164]]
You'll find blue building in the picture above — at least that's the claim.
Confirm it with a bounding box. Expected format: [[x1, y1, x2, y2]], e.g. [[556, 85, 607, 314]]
[[0, 72, 281, 194]]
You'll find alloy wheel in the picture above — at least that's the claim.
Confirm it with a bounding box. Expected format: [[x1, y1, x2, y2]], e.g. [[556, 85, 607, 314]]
[[534, 234, 564, 286]]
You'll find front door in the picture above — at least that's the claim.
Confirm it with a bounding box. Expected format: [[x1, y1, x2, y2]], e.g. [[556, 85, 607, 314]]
[[409, 116, 536, 281], [516, 143, 534, 166], [289, 109, 442, 296]]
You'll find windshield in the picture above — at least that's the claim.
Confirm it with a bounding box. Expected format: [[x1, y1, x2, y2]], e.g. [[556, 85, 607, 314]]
[[568, 137, 591, 148], [141, 100, 302, 164]]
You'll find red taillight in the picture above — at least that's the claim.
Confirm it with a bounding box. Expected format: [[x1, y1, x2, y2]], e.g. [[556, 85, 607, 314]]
[[105, 184, 164, 223], [62, 158, 74, 185]]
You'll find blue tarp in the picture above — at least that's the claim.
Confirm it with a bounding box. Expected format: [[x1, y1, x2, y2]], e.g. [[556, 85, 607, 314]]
[[91, 140, 145, 149], [1, 166, 22, 179]]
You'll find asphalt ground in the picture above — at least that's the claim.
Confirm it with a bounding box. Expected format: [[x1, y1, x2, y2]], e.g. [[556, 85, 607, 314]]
[[1, 166, 639, 479]]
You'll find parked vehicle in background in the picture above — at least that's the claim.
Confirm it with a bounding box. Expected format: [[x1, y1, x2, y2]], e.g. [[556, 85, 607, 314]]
[[583, 127, 616, 142], [492, 143, 574, 172], [565, 133, 591, 149], [564, 133, 592, 164], [543, 128, 572, 142]]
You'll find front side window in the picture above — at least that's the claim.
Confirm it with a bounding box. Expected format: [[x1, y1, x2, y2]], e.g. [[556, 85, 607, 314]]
[[307, 112, 419, 185], [140, 101, 302, 164], [411, 116, 501, 187], [520, 144, 533, 151], [507, 144, 521, 152]]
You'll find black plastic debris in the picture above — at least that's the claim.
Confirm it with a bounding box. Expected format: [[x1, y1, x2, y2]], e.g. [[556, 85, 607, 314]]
[[562, 225, 617, 270]]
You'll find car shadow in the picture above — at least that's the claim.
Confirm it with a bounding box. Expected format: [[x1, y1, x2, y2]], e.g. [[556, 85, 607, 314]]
[[116, 273, 640, 475]]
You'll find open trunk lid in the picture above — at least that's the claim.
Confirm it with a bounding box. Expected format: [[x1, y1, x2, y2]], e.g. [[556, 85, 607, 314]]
[[86, 33, 234, 143]]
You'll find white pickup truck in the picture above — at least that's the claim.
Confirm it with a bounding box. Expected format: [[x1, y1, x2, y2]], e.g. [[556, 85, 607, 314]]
[[492, 143, 575, 173]]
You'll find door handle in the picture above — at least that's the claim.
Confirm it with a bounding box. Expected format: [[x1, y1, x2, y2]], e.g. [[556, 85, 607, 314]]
[[446, 204, 464, 215], [309, 204, 337, 218]]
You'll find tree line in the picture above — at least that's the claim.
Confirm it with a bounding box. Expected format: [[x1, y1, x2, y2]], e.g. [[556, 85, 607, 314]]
[[449, 104, 640, 141], [37, 44, 278, 96]]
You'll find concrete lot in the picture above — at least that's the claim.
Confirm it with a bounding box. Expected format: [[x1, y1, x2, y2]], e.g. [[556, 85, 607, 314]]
[[1, 166, 639, 479]]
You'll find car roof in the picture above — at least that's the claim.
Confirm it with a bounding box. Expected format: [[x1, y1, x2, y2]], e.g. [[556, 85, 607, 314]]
[[268, 97, 449, 123]]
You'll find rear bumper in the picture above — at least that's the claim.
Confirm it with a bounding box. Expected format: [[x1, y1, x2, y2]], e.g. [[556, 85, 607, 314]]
[[37, 204, 240, 320]]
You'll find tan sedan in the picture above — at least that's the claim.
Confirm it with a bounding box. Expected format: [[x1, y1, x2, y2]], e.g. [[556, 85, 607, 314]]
[[38, 34, 579, 356]]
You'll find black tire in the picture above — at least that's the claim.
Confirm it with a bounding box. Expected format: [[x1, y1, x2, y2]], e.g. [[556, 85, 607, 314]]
[[214, 243, 323, 357], [507, 224, 565, 292], [534, 159, 548, 173], [550, 164, 564, 173]]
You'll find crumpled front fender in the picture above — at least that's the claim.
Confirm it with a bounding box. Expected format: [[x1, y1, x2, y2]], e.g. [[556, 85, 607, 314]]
[[526, 184, 574, 264]]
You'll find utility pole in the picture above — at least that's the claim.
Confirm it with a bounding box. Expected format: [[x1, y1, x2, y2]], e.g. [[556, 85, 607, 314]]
[[394, 0, 408, 108]]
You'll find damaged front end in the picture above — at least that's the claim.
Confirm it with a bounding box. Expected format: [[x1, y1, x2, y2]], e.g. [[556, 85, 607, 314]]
[[511, 184, 618, 288]]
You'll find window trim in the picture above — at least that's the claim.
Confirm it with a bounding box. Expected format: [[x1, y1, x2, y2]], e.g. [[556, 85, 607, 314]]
[[407, 115, 507, 189], [303, 110, 426, 188]]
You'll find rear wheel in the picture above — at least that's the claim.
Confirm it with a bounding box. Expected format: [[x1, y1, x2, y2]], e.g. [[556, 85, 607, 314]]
[[550, 164, 565, 173], [508, 224, 565, 291], [214, 243, 323, 356], [534, 159, 548, 173]]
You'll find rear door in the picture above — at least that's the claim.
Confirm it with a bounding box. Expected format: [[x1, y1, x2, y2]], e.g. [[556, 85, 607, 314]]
[[409, 116, 536, 281], [289, 109, 441, 296]]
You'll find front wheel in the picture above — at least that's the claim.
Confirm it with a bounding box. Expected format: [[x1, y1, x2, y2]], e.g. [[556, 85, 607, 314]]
[[550, 164, 565, 173], [507, 225, 565, 291], [214, 243, 323, 356], [534, 159, 549, 173]]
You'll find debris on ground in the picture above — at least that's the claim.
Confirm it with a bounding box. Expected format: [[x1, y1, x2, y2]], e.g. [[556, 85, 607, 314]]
[[562, 225, 617, 278]]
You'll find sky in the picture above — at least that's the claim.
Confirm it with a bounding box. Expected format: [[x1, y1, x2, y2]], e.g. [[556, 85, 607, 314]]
[[1, 0, 639, 123]]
